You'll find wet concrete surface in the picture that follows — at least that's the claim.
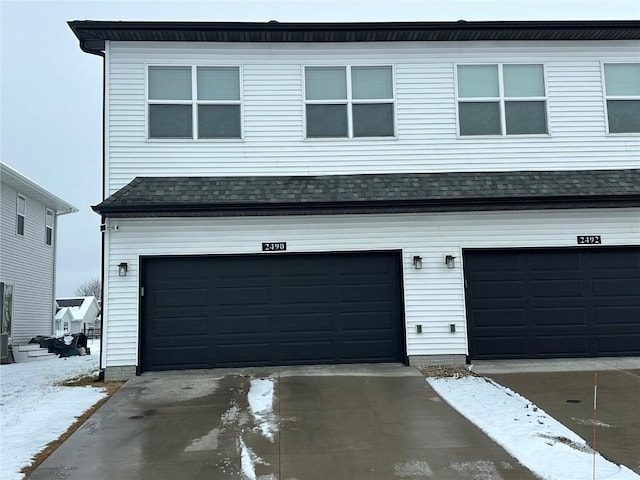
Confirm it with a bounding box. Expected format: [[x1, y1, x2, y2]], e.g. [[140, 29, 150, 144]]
[[486, 369, 640, 475], [29, 365, 537, 480]]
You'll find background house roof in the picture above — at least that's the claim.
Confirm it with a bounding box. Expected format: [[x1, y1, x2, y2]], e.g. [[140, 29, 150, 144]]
[[0, 162, 78, 215], [68, 20, 640, 55], [93, 169, 640, 217]]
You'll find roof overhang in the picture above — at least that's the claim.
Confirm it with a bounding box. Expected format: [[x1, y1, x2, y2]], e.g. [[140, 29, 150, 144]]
[[68, 20, 640, 56], [1, 162, 78, 215], [93, 170, 640, 218]]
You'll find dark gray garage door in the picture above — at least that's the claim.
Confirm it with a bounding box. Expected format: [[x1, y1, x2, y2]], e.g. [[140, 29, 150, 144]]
[[464, 247, 640, 360], [141, 251, 404, 372]]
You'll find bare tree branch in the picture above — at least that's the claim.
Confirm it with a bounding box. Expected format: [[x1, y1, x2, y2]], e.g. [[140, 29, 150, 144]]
[[74, 278, 101, 301]]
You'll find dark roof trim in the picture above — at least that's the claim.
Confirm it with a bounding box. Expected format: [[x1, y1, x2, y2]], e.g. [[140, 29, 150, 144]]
[[68, 20, 640, 56], [93, 170, 640, 218]]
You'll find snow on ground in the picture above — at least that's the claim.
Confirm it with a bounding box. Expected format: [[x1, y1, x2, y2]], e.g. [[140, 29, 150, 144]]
[[0, 340, 105, 480], [248, 378, 277, 442], [428, 376, 640, 480]]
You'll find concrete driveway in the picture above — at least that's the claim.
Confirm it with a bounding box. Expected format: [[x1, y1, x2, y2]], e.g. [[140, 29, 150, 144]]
[[474, 357, 640, 475], [29, 364, 536, 480]]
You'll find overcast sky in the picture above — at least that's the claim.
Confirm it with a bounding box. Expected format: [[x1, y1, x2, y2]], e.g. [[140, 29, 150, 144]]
[[1, 0, 639, 296]]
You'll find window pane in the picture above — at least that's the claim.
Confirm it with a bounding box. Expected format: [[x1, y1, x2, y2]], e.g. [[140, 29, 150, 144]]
[[149, 104, 193, 138], [305, 67, 347, 100], [17, 196, 26, 215], [352, 66, 393, 99], [607, 100, 640, 133], [458, 102, 501, 135], [458, 65, 499, 98], [198, 105, 241, 138], [17, 216, 24, 236], [197, 67, 240, 101], [46, 210, 53, 228], [504, 64, 545, 97], [306, 104, 348, 137], [353, 103, 394, 137], [505, 101, 547, 134], [149, 66, 192, 100], [46, 227, 53, 245], [605, 64, 640, 96]]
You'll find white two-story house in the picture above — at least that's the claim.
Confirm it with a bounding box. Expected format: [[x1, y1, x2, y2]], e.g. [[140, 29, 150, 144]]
[[0, 162, 77, 362], [69, 20, 640, 381]]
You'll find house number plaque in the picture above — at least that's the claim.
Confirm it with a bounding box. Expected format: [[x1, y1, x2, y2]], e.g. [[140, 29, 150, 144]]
[[577, 235, 602, 245], [262, 242, 287, 252]]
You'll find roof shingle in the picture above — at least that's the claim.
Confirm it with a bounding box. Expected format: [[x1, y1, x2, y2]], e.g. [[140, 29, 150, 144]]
[[93, 170, 640, 217]]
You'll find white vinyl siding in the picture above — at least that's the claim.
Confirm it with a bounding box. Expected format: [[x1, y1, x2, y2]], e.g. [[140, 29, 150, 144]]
[[1, 185, 55, 343], [101, 208, 640, 369], [105, 41, 640, 194]]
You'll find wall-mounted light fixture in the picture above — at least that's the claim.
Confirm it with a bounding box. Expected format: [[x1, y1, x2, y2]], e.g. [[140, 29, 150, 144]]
[[412, 256, 423, 270], [118, 262, 128, 277], [445, 255, 456, 269]]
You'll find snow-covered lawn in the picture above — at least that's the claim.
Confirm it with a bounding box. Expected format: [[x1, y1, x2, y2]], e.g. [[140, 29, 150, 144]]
[[428, 376, 640, 480], [0, 341, 105, 480]]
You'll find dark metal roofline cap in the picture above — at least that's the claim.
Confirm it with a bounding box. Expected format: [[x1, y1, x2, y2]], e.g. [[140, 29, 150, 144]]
[[68, 19, 640, 56]]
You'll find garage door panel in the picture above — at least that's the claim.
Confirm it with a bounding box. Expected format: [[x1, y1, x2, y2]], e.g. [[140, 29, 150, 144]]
[[153, 316, 209, 336], [532, 280, 585, 299], [594, 306, 640, 325], [473, 281, 524, 299], [595, 334, 640, 354], [471, 309, 526, 327], [153, 345, 209, 370], [341, 312, 395, 330], [153, 288, 209, 307], [277, 313, 333, 333], [472, 337, 529, 357], [142, 252, 403, 371], [533, 308, 586, 326], [592, 278, 640, 296], [466, 247, 640, 360], [590, 250, 640, 269], [215, 314, 272, 334], [535, 335, 589, 355]]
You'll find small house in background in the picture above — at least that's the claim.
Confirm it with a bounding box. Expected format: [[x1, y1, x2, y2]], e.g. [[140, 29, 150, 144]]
[[0, 162, 77, 364], [55, 296, 101, 336]]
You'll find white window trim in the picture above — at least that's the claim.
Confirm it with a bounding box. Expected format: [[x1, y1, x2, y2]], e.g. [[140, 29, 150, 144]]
[[303, 64, 397, 140], [145, 64, 244, 142], [601, 61, 640, 136], [45, 208, 54, 246], [16, 194, 26, 236], [454, 62, 550, 138]]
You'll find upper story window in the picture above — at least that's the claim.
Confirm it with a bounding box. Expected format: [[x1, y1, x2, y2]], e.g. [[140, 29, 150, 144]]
[[304, 66, 395, 138], [16, 194, 26, 236], [603, 63, 640, 134], [147, 66, 241, 139], [456, 64, 548, 136], [45, 209, 54, 246]]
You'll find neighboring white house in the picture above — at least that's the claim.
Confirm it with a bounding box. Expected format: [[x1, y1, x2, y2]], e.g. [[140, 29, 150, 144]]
[[69, 20, 640, 381], [55, 296, 101, 335], [0, 162, 77, 362]]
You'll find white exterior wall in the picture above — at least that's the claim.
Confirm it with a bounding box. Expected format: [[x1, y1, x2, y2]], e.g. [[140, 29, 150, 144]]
[[101, 208, 640, 369], [0, 182, 56, 344], [104, 40, 640, 195]]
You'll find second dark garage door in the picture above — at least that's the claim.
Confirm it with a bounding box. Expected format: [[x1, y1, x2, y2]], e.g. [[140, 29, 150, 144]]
[[464, 247, 640, 360], [141, 251, 404, 372]]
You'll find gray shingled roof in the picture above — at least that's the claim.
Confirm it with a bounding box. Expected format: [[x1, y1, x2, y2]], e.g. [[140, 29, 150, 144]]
[[93, 170, 640, 218]]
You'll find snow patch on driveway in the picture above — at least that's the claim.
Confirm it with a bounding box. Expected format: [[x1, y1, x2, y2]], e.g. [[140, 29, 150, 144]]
[[248, 378, 277, 442], [428, 376, 640, 480]]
